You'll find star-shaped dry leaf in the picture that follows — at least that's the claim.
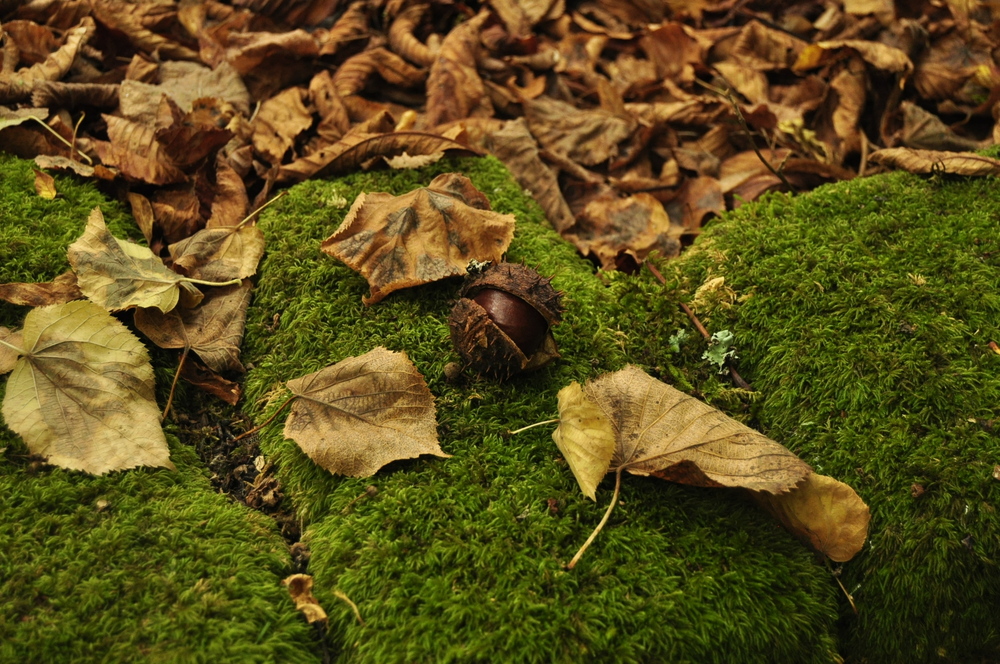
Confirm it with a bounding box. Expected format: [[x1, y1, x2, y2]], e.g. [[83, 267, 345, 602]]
[[321, 173, 515, 304], [0, 300, 173, 474], [552, 366, 869, 564], [283, 347, 449, 477], [134, 280, 251, 373], [67, 207, 205, 312]]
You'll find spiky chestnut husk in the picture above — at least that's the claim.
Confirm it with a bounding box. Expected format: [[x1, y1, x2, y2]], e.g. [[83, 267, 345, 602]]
[[448, 263, 563, 379]]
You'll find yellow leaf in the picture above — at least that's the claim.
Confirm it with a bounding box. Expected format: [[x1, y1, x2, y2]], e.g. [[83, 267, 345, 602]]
[[552, 382, 615, 501], [32, 169, 56, 199], [1, 300, 173, 474]]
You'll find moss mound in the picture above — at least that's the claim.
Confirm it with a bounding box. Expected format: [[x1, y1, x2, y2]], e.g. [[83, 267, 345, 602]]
[[0, 155, 318, 663], [656, 170, 1000, 662], [243, 157, 841, 663]]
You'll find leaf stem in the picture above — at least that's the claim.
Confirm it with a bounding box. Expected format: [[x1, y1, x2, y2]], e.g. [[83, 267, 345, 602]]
[[0, 337, 24, 354], [181, 276, 243, 288], [162, 347, 188, 421], [509, 418, 558, 434], [568, 468, 623, 569], [236, 190, 288, 229], [29, 116, 93, 165], [231, 395, 298, 443]]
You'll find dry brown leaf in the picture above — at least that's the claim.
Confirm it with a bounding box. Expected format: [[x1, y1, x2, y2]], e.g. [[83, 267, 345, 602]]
[[754, 473, 871, 562], [67, 207, 204, 313], [552, 366, 869, 564], [525, 96, 637, 166], [32, 168, 56, 199], [0, 300, 173, 474], [333, 47, 426, 98], [868, 148, 1000, 176], [308, 70, 351, 144], [485, 118, 576, 233], [794, 39, 913, 75], [313, 0, 370, 57], [90, 0, 198, 61], [283, 347, 448, 477], [490, 0, 563, 37], [898, 101, 985, 152], [0, 327, 22, 375], [127, 192, 156, 244], [639, 22, 705, 85], [167, 223, 266, 282], [0, 106, 49, 131], [95, 114, 187, 185], [565, 192, 682, 269], [322, 173, 515, 304], [32, 81, 119, 110], [426, 11, 493, 127], [134, 280, 251, 374], [282, 574, 328, 624], [664, 175, 725, 232], [0, 17, 95, 102], [253, 87, 314, 164], [0, 271, 82, 307], [179, 358, 242, 405], [32, 155, 117, 181], [388, 4, 436, 67], [207, 160, 251, 229]]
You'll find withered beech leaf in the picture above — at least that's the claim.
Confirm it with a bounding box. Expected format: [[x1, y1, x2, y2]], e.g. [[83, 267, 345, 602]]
[[322, 173, 515, 304], [525, 96, 637, 166], [754, 473, 871, 562], [564, 366, 810, 492], [168, 224, 266, 282], [0, 271, 82, 307], [0, 300, 173, 474], [134, 280, 251, 374], [283, 574, 328, 625], [67, 207, 203, 313], [283, 347, 449, 478], [869, 148, 1000, 176], [0, 327, 22, 375]]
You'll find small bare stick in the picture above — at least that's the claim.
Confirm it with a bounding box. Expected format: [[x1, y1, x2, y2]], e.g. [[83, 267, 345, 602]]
[[332, 590, 365, 626], [568, 468, 623, 569], [826, 559, 859, 614], [236, 190, 288, 230], [509, 418, 558, 435], [231, 395, 298, 443], [161, 347, 188, 420]]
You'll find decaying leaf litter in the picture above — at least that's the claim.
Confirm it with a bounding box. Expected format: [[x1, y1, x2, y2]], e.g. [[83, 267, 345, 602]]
[[0, 0, 994, 627]]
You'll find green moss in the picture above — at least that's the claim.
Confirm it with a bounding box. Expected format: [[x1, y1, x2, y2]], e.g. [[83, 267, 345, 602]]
[[244, 156, 840, 663], [651, 170, 1000, 662], [0, 154, 318, 663]]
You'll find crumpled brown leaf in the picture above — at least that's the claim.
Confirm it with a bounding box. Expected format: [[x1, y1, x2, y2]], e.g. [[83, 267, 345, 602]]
[[1, 299, 173, 474], [552, 366, 869, 562], [322, 173, 515, 304], [868, 148, 1000, 176], [564, 192, 682, 269], [283, 574, 328, 625], [426, 10, 493, 127], [283, 346, 449, 477], [0, 271, 82, 307], [67, 207, 203, 313], [134, 280, 251, 374], [0, 17, 95, 102], [525, 96, 637, 166], [253, 87, 314, 164], [167, 223, 266, 282]]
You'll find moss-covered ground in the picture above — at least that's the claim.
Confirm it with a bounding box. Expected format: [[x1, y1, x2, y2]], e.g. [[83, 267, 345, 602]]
[[2, 148, 998, 662], [0, 156, 318, 663]]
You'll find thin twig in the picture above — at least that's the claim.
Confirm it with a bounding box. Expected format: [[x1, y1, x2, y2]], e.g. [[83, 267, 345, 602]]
[[826, 559, 859, 614], [568, 468, 622, 569], [236, 189, 288, 229], [231, 395, 298, 443], [162, 347, 188, 420], [332, 590, 365, 626]]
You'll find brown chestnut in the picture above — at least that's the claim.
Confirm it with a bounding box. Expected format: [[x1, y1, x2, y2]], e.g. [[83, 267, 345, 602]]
[[448, 263, 563, 379]]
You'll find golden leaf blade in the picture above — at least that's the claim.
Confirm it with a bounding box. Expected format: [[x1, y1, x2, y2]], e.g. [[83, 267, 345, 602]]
[[754, 473, 871, 562], [584, 366, 810, 493], [67, 207, 200, 313], [1, 300, 173, 474], [33, 169, 56, 199], [134, 280, 251, 373], [283, 347, 448, 477], [552, 382, 615, 501]]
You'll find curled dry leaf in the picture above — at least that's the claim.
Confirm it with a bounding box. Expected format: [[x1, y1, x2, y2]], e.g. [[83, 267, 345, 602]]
[[134, 280, 251, 373], [0, 17, 96, 102], [525, 96, 637, 166], [283, 346, 449, 477], [868, 148, 1000, 176], [565, 192, 683, 269], [283, 574, 328, 624], [0, 327, 22, 375], [0, 300, 173, 474], [552, 366, 869, 562], [322, 173, 515, 304], [252, 87, 314, 164], [0, 271, 82, 307], [68, 207, 203, 313], [426, 10, 493, 127], [753, 473, 871, 562]]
